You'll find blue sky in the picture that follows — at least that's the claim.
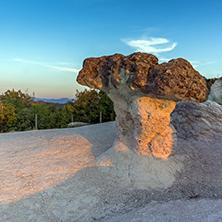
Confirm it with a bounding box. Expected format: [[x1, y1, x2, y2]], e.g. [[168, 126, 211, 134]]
[[1, 0, 222, 98]]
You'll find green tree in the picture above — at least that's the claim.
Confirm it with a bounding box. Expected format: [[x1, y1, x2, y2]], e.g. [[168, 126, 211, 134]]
[[0, 89, 33, 132], [72, 89, 115, 124], [14, 108, 33, 131], [0, 88, 115, 132], [204, 77, 218, 91], [73, 89, 100, 123], [1, 89, 33, 110], [60, 106, 72, 128], [64, 102, 76, 122], [46, 106, 62, 129], [99, 91, 115, 122], [30, 102, 49, 129], [0, 103, 17, 132]]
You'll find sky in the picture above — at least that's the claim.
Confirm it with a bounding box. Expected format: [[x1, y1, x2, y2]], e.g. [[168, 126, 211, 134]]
[[1, 0, 222, 99]]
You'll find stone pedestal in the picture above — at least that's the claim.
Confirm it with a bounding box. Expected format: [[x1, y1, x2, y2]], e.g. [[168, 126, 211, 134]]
[[111, 94, 177, 159]]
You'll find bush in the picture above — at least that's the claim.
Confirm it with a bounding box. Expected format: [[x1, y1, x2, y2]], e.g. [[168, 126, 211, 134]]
[[205, 77, 218, 91]]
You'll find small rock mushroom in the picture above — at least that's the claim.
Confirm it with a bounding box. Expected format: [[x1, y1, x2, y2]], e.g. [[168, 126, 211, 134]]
[[77, 52, 208, 159]]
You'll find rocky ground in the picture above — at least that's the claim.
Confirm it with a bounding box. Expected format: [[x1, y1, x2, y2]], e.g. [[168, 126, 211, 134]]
[[0, 121, 222, 222]]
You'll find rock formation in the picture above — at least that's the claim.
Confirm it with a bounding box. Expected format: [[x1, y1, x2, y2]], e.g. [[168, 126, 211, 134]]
[[208, 77, 222, 105], [77, 52, 208, 159], [171, 100, 222, 140], [68, 122, 90, 128]]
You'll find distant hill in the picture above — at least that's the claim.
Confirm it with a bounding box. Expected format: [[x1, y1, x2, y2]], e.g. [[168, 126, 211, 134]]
[[0, 95, 73, 108], [34, 97, 72, 104]]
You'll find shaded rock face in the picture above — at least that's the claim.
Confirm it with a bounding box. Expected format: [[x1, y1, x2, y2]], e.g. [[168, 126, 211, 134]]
[[77, 53, 159, 94], [171, 100, 222, 140], [77, 52, 208, 159], [208, 77, 222, 105]]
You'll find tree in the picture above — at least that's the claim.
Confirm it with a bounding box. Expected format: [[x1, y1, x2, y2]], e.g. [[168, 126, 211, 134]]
[[30, 102, 49, 129], [64, 102, 76, 123], [60, 107, 72, 128], [72, 89, 115, 124], [99, 91, 115, 122], [0, 89, 34, 132], [0, 88, 115, 132], [14, 108, 33, 131], [205, 77, 218, 90], [73, 89, 100, 123], [0, 103, 17, 132], [1, 89, 33, 110]]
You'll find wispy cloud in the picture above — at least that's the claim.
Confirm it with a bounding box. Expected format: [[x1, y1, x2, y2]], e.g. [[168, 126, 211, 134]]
[[122, 37, 177, 55], [191, 60, 216, 69], [155, 56, 216, 69], [46, 65, 79, 73], [10, 58, 80, 73], [158, 56, 172, 63]]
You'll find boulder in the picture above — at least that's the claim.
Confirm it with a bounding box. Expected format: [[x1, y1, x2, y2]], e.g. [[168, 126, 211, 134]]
[[208, 77, 222, 105], [171, 100, 222, 140], [77, 52, 208, 159], [68, 122, 89, 128]]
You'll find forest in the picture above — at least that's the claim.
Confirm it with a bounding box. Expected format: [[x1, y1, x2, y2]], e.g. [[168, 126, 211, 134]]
[[0, 89, 115, 133]]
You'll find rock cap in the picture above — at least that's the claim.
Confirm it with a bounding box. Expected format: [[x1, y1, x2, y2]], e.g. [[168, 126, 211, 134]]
[[77, 52, 208, 102]]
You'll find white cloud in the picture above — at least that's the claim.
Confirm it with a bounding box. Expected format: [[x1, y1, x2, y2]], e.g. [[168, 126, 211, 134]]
[[189, 60, 216, 69], [46, 65, 79, 73], [122, 37, 177, 55], [10, 58, 80, 73], [13, 58, 24, 62], [158, 56, 171, 63], [194, 61, 216, 68]]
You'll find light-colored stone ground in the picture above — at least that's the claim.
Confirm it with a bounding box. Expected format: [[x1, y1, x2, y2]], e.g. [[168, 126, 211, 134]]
[[0, 121, 221, 222], [103, 199, 222, 222]]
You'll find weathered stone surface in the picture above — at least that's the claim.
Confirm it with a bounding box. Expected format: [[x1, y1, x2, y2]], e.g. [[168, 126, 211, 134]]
[[112, 95, 177, 159], [171, 100, 222, 140], [97, 140, 183, 189], [77, 52, 208, 159], [77, 53, 158, 93], [77, 52, 208, 102], [147, 58, 207, 102], [208, 77, 222, 105]]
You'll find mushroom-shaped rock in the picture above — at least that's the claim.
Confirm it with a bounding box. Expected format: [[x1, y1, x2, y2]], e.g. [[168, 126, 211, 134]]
[[77, 52, 208, 159]]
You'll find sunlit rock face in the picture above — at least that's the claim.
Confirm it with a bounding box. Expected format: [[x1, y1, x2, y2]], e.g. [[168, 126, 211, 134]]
[[111, 95, 177, 159], [77, 52, 208, 159]]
